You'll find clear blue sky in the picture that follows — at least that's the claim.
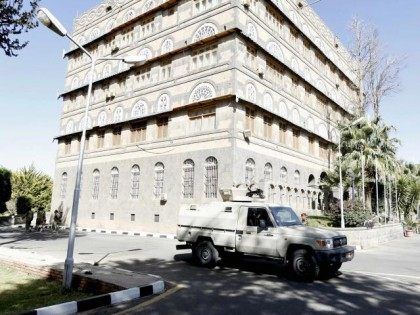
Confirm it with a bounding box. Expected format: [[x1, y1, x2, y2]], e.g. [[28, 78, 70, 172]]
[[0, 0, 418, 176]]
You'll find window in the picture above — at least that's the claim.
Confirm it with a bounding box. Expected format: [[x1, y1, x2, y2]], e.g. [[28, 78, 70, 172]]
[[110, 167, 119, 199], [132, 101, 147, 118], [154, 214, 160, 222], [308, 137, 315, 155], [91, 212, 95, 219], [191, 45, 217, 70], [189, 107, 215, 132], [131, 122, 147, 143], [294, 170, 301, 185], [92, 169, 100, 200], [160, 62, 172, 81], [110, 213, 115, 220], [154, 163, 164, 198], [264, 163, 273, 181], [204, 157, 218, 198], [157, 117, 168, 139], [113, 107, 124, 123], [130, 165, 140, 199], [121, 26, 134, 47], [182, 159, 195, 198], [263, 115, 272, 140], [192, 23, 217, 43], [280, 167, 288, 183], [293, 129, 300, 150], [97, 131, 105, 149], [64, 140, 71, 155], [60, 172, 68, 199], [245, 46, 257, 70], [194, 0, 218, 14], [113, 127, 122, 146], [279, 122, 287, 144], [140, 17, 155, 38], [245, 107, 255, 133], [131, 214, 136, 222], [247, 208, 274, 228], [266, 62, 284, 88], [319, 142, 329, 160], [245, 158, 255, 185], [135, 68, 151, 87]]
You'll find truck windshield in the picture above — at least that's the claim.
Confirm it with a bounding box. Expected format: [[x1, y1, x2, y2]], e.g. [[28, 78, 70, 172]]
[[269, 207, 302, 227]]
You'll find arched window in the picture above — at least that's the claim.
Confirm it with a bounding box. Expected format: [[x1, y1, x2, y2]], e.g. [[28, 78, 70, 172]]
[[113, 106, 124, 123], [78, 116, 92, 131], [266, 41, 283, 62], [247, 22, 257, 42], [130, 165, 140, 199], [280, 167, 288, 183], [308, 174, 315, 186], [157, 94, 170, 112], [110, 167, 119, 199], [106, 19, 116, 32], [123, 9, 135, 22], [204, 157, 218, 198], [189, 82, 216, 103], [71, 77, 79, 89], [263, 93, 273, 111], [292, 108, 300, 126], [264, 163, 273, 181], [102, 64, 112, 78], [161, 38, 174, 54], [89, 28, 100, 41], [131, 100, 147, 118], [66, 120, 74, 134], [246, 83, 256, 103], [60, 172, 68, 199], [92, 169, 100, 200], [154, 163, 164, 198], [192, 23, 217, 43], [182, 159, 195, 198], [294, 170, 301, 185], [245, 158, 255, 185], [139, 47, 152, 60], [279, 101, 288, 119], [143, 0, 155, 12], [98, 111, 107, 126]]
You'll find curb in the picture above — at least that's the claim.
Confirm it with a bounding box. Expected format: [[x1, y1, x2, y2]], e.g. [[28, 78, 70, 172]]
[[21, 280, 165, 315]]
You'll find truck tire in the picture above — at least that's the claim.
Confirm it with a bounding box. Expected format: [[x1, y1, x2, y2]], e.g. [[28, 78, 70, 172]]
[[193, 241, 219, 267], [290, 249, 319, 282], [319, 262, 342, 279]]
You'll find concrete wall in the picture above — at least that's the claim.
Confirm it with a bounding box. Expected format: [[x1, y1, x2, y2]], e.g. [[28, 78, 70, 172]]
[[330, 223, 404, 249]]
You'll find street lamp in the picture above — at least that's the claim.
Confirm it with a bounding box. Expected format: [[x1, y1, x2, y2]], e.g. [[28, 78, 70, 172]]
[[337, 116, 365, 229], [38, 7, 147, 290]]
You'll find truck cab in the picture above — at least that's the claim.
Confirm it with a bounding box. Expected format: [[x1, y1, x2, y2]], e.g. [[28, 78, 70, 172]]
[[176, 188, 354, 281]]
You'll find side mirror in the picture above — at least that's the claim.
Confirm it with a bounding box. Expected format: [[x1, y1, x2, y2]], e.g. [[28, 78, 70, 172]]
[[259, 219, 266, 229]]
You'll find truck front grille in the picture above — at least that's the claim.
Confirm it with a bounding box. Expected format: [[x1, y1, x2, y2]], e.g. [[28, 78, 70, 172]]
[[333, 237, 347, 248]]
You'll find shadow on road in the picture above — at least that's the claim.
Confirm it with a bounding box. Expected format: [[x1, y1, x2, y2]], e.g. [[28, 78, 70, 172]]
[[110, 253, 420, 314], [0, 228, 86, 246]]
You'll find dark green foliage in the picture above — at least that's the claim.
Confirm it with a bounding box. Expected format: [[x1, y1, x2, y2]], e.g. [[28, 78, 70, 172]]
[[329, 200, 372, 227], [0, 167, 12, 214], [16, 196, 32, 216], [0, 0, 40, 57]]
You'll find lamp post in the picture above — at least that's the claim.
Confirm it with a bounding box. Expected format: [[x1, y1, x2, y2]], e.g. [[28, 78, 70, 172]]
[[337, 116, 365, 229], [37, 7, 147, 290]]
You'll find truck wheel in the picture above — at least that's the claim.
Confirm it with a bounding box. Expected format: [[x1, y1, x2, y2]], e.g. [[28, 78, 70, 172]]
[[319, 262, 342, 279], [290, 249, 319, 282], [193, 241, 219, 267]]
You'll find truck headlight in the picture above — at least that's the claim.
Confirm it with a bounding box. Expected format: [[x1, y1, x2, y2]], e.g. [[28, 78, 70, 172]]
[[315, 238, 333, 249]]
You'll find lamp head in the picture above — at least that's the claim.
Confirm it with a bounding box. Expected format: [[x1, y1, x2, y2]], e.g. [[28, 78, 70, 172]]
[[37, 7, 67, 37], [123, 55, 148, 65]]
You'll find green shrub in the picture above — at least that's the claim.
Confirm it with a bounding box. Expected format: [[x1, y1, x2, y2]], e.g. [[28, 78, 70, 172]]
[[329, 200, 372, 227]]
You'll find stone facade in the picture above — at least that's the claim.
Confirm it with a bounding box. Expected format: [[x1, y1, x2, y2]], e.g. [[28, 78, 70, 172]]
[[51, 0, 359, 234]]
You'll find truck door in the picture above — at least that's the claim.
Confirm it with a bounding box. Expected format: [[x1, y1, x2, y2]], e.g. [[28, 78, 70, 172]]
[[236, 207, 278, 256]]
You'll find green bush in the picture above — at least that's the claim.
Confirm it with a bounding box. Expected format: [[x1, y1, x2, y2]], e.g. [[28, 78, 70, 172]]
[[329, 200, 372, 227], [306, 216, 334, 228]]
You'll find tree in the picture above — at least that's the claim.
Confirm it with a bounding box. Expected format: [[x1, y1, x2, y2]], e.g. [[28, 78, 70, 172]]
[[16, 195, 32, 216], [0, 167, 12, 213], [349, 18, 404, 118], [0, 0, 40, 57], [11, 164, 52, 212]]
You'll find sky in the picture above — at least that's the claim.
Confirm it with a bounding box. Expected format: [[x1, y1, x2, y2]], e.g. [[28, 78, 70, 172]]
[[0, 0, 418, 176]]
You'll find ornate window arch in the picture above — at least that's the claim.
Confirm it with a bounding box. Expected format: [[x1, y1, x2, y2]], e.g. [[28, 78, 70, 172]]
[[246, 22, 257, 42], [182, 159, 195, 199], [130, 165, 140, 199], [123, 9, 135, 22], [306, 117, 315, 132], [89, 27, 100, 41], [131, 100, 147, 118], [139, 47, 152, 60], [143, 0, 155, 13], [245, 158, 256, 185], [204, 157, 218, 198], [280, 166, 288, 183], [157, 94, 170, 112], [294, 170, 301, 185], [60, 172, 68, 199], [279, 101, 288, 118], [106, 19, 116, 32], [71, 76, 79, 89], [189, 82, 216, 103], [98, 111, 107, 127], [266, 41, 283, 62], [84, 70, 96, 85], [264, 163, 273, 181], [161, 38, 174, 54], [263, 93, 273, 111], [102, 63, 112, 78], [110, 167, 119, 199], [153, 162, 164, 198], [113, 106, 124, 123], [292, 108, 300, 126], [66, 120, 74, 134], [92, 169, 100, 200], [78, 116, 92, 131], [192, 23, 217, 43], [246, 83, 256, 103]]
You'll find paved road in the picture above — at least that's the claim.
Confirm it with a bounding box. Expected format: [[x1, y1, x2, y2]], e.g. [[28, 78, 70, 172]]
[[1, 228, 419, 314]]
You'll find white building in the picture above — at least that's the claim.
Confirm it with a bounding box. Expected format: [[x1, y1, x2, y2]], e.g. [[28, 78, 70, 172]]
[[51, 0, 360, 234]]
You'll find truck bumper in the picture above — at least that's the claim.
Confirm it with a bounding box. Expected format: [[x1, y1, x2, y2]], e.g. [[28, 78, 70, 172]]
[[315, 246, 355, 264]]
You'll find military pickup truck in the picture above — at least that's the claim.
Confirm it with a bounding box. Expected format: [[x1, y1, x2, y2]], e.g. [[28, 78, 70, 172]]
[[176, 188, 354, 281]]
